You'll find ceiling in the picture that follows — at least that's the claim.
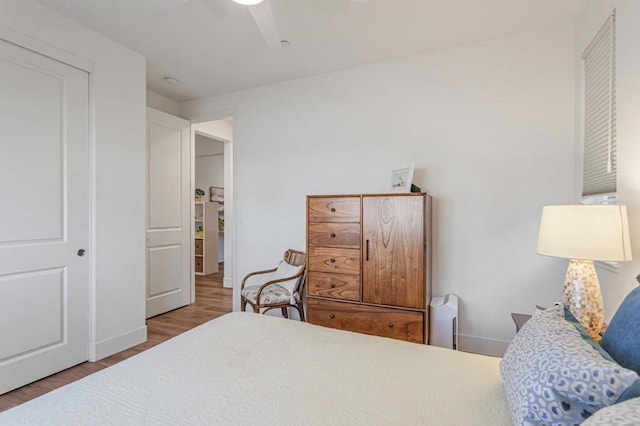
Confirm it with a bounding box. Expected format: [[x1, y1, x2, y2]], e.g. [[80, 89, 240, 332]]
[[38, 0, 586, 102]]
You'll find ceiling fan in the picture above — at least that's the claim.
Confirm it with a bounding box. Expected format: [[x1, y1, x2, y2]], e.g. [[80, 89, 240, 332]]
[[148, 0, 367, 49]]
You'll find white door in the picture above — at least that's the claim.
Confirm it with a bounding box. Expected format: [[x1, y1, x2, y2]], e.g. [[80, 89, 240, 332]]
[[0, 39, 90, 394], [146, 108, 191, 318]]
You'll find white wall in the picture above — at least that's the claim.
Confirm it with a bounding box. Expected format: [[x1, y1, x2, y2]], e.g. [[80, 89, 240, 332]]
[[575, 1, 640, 319], [182, 25, 576, 355], [147, 89, 181, 117], [195, 134, 225, 156], [195, 155, 224, 194], [0, 0, 147, 360], [194, 120, 233, 143]]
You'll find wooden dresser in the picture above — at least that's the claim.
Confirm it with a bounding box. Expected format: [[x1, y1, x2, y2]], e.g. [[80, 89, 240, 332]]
[[306, 193, 432, 344]]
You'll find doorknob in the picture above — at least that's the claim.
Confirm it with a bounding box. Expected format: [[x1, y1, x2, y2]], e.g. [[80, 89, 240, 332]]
[[77, 249, 86, 257]]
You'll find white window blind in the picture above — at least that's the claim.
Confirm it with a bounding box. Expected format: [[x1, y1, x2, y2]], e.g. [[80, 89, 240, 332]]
[[582, 12, 616, 197]]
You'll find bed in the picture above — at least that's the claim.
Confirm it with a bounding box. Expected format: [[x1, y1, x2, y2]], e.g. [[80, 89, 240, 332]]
[[0, 312, 511, 425], [6, 298, 640, 426]]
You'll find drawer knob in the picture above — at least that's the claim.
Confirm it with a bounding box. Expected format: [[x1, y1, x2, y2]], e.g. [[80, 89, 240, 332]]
[[330, 233, 336, 238], [388, 323, 394, 328], [330, 283, 336, 288], [330, 258, 336, 263], [330, 207, 336, 212], [329, 314, 335, 319]]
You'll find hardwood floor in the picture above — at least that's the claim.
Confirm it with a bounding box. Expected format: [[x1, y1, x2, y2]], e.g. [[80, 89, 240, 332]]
[[0, 270, 232, 413]]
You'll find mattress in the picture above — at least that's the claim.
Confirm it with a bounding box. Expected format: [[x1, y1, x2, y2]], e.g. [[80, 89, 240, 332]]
[[0, 312, 511, 425]]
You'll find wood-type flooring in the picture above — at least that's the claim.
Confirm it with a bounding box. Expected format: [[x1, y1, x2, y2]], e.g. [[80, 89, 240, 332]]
[[0, 269, 232, 413]]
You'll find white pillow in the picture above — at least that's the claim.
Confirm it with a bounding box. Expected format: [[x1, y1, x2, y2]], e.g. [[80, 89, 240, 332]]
[[271, 261, 303, 294]]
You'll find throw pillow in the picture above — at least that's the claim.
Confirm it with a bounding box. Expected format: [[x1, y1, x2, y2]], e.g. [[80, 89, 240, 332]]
[[601, 286, 640, 375], [581, 397, 640, 425], [272, 261, 303, 294], [500, 304, 639, 425]]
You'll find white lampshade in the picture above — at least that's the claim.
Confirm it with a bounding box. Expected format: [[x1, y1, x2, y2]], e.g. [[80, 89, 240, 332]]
[[537, 205, 632, 262]]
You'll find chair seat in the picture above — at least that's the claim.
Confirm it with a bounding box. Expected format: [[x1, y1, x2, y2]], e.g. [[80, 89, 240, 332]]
[[241, 284, 301, 305]]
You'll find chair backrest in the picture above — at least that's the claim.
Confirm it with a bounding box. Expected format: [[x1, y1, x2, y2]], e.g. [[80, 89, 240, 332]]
[[283, 249, 306, 296], [284, 249, 306, 267]]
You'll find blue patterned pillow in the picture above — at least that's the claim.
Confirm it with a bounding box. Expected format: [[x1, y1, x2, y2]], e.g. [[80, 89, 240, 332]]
[[601, 286, 640, 375], [500, 305, 640, 425], [581, 397, 640, 425]]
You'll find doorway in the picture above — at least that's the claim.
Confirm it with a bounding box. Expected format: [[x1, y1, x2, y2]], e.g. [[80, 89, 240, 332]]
[[191, 118, 234, 304]]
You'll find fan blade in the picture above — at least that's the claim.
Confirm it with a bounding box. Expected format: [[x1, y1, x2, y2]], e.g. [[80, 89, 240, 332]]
[[148, 0, 192, 14], [248, 0, 282, 49]]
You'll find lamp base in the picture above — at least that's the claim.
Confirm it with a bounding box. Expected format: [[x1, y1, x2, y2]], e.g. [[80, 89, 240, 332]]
[[563, 259, 604, 340]]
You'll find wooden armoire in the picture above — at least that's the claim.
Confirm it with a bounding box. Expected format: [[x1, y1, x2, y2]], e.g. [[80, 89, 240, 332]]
[[305, 193, 432, 344]]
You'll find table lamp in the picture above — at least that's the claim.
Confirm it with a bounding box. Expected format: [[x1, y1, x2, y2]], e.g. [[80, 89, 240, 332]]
[[536, 205, 632, 339]]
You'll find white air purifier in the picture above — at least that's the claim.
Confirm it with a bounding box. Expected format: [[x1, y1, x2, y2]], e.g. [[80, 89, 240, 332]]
[[429, 293, 459, 350]]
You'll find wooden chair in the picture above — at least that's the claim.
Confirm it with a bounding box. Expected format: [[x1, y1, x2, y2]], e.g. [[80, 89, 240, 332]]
[[240, 249, 306, 321]]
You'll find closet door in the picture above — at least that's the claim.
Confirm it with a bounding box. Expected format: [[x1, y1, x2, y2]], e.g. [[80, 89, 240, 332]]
[[362, 195, 424, 309], [0, 38, 90, 394]]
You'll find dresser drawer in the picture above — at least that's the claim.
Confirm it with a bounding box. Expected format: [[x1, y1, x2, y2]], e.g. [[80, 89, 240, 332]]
[[308, 197, 360, 223], [307, 272, 360, 301], [308, 247, 360, 275], [308, 223, 360, 249], [307, 298, 424, 343]]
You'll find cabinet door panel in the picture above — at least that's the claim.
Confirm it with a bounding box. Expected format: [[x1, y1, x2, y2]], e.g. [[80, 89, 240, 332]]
[[363, 196, 424, 309]]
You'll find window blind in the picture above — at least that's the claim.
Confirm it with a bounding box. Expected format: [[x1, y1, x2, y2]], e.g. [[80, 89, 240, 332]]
[[582, 13, 616, 197]]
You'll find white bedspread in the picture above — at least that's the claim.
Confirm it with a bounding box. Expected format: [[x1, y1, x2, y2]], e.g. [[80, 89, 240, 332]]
[[0, 312, 511, 425]]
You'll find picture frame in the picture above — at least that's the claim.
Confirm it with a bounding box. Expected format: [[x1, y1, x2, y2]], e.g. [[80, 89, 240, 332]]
[[388, 164, 415, 193], [209, 187, 225, 231], [209, 187, 224, 203]]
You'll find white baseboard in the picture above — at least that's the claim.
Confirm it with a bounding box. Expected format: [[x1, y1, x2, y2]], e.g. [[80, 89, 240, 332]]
[[223, 277, 232, 288], [90, 325, 147, 361], [457, 333, 510, 357]]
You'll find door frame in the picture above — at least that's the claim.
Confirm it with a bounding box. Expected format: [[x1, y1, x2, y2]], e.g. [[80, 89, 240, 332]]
[[189, 111, 239, 310], [0, 26, 97, 360]]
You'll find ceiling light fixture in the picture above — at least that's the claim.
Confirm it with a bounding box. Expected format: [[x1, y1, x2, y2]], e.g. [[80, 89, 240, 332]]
[[232, 0, 264, 5], [164, 76, 180, 85], [280, 40, 290, 47]]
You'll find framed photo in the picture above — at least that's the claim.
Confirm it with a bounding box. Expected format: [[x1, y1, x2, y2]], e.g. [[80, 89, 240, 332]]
[[209, 187, 224, 202], [388, 164, 414, 193], [209, 187, 224, 230], [209, 187, 224, 211]]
